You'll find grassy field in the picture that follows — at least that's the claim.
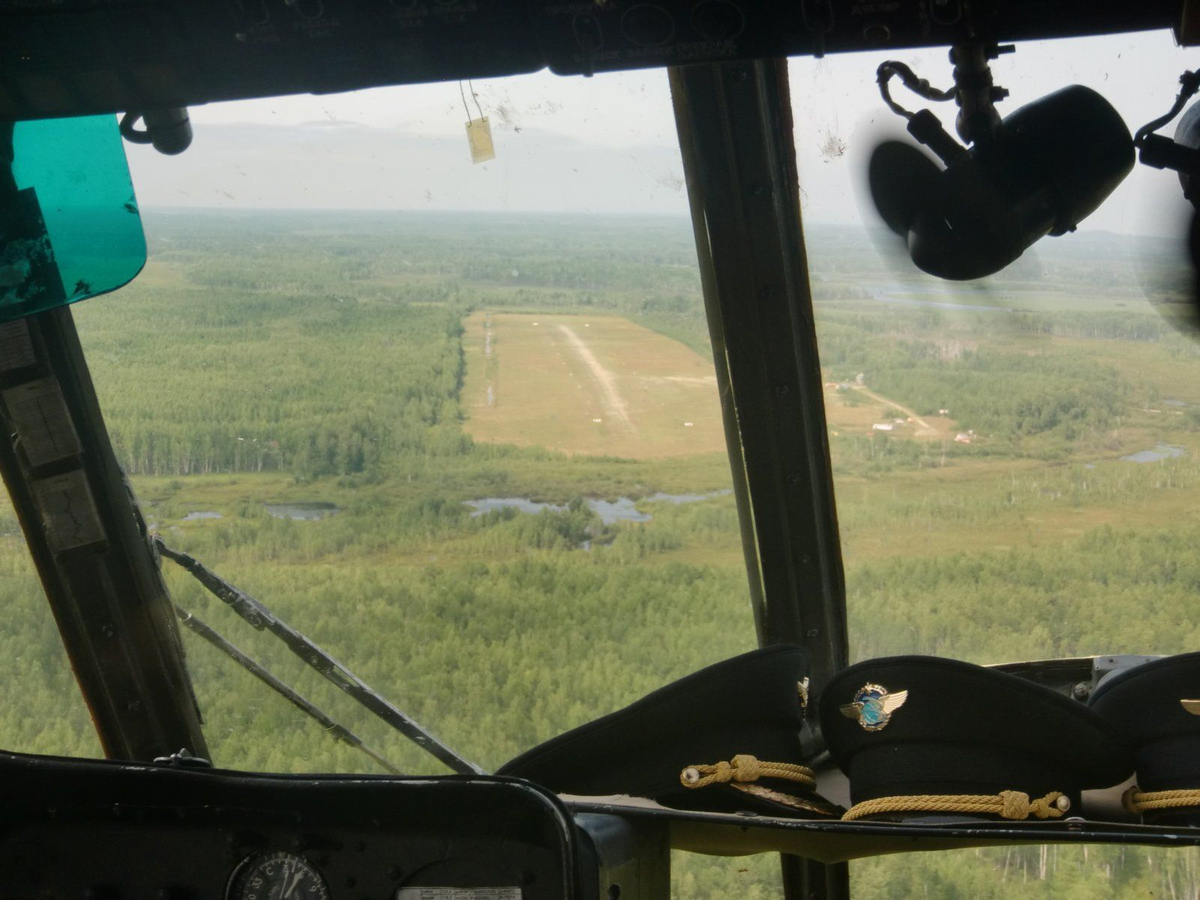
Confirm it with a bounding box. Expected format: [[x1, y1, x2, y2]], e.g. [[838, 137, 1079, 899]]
[[461, 311, 726, 459]]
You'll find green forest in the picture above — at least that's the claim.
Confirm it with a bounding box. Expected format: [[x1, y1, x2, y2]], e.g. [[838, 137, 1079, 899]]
[[2, 211, 1200, 897]]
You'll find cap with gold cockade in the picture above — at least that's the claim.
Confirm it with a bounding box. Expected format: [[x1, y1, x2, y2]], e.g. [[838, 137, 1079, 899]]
[[1089, 651, 1200, 824], [820, 655, 1134, 822]]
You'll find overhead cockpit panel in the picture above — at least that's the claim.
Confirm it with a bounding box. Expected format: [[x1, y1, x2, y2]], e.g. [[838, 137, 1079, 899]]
[[0, 0, 1187, 122]]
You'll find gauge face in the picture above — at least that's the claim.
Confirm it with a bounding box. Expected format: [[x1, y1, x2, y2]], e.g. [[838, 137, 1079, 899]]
[[228, 851, 330, 900]]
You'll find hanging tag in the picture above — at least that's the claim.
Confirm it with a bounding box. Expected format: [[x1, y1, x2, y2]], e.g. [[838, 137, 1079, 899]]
[[466, 117, 496, 164]]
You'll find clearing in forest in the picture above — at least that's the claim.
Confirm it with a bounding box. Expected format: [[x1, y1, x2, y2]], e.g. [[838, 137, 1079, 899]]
[[462, 312, 726, 459], [822, 382, 957, 441]]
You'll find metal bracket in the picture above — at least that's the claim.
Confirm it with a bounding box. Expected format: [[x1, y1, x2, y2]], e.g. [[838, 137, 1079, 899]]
[[152, 748, 213, 770]]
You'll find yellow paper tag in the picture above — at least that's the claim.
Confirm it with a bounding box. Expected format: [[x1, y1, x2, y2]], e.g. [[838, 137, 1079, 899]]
[[466, 117, 496, 164]]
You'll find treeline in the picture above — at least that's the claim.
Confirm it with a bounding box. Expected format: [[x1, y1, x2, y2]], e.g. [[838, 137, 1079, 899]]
[[846, 519, 1200, 663], [145, 211, 703, 296], [816, 309, 1132, 452], [851, 843, 1200, 900], [1004, 309, 1183, 343], [76, 289, 469, 479]]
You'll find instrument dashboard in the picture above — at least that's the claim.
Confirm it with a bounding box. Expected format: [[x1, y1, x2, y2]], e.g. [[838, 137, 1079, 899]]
[[0, 750, 651, 900]]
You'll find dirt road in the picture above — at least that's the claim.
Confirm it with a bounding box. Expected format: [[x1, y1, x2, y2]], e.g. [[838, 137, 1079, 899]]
[[851, 385, 937, 436], [558, 324, 636, 434]]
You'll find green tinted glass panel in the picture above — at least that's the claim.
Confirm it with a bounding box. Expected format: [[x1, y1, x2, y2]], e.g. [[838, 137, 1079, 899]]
[[2, 115, 145, 322]]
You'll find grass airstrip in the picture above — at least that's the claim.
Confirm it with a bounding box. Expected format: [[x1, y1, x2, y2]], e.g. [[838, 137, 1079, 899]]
[[461, 311, 727, 459]]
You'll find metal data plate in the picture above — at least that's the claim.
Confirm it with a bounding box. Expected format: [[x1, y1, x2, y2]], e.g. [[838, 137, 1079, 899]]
[[2, 377, 82, 467], [29, 468, 105, 552]]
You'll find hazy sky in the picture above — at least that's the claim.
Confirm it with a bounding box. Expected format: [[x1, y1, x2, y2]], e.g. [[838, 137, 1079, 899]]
[[122, 29, 1197, 236]]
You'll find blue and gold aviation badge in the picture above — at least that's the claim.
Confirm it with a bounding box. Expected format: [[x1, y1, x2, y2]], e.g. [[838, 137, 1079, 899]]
[[840, 683, 909, 732]]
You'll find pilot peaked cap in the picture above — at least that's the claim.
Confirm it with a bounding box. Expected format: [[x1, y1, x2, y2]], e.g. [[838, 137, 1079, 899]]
[[1090, 652, 1200, 824], [820, 655, 1133, 822], [499, 645, 835, 817]]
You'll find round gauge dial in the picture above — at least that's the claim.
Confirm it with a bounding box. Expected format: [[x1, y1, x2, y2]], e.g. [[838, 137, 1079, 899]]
[[228, 851, 330, 900]]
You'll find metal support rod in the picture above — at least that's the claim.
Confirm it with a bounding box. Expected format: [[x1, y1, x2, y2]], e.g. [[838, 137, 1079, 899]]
[[669, 58, 850, 900], [949, 43, 1011, 146], [671, 67, 768, 620], [157, 540, 483, 775], [782, 849, 850, 900], [174, 605, 402, 775], [668, 59, 848, 689]]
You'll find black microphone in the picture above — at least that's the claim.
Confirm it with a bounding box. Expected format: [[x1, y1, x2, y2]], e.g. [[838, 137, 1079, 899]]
[[871, 85, 1133, 281]]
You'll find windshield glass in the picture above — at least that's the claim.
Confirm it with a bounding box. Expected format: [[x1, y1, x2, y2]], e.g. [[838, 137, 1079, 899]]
[[0, 68, 784, 895], [791, 27, 1200, 900], [792, 31, 1200, 664]]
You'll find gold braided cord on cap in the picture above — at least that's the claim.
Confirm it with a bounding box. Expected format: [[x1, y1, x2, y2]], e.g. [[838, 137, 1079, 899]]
[[843, 790, 1070, 822], [679, 754, 816, 790], [1123, 786, 1200, 814]]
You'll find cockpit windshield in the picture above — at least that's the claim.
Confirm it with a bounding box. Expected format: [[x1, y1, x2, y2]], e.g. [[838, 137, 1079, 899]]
[[792, 30, 1200, 665], [3, 22, 1200, 900]]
